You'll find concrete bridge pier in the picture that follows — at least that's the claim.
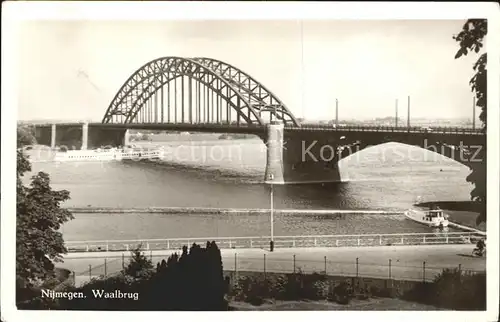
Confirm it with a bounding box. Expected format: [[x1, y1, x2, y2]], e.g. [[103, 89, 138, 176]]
[[81, 123, 89, 150], [50, 124, 56, 149], [264, 123, 285, 183], [264, 123, 343, 184], [123, 129, 131, 147]]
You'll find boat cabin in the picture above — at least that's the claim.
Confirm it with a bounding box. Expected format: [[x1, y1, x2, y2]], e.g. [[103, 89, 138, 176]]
[[422, 210, 446, 222]]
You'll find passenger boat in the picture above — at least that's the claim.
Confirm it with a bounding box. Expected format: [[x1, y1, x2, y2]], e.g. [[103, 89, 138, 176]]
[[404, 208, 449, 228], [53, 146, 164, 162]]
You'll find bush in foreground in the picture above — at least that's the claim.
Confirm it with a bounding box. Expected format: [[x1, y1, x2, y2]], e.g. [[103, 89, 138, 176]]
[[230, 272, 351, 304], [230, 268, 486, 309], [402, 268, 486, 310]]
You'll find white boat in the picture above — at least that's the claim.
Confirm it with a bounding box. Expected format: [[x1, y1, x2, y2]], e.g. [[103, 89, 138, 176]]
[[404, 209, 449, 228], [54, 147, 164, 162]]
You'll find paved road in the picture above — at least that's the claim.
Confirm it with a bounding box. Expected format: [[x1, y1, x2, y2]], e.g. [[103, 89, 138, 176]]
[[58, 244, 485, 287]]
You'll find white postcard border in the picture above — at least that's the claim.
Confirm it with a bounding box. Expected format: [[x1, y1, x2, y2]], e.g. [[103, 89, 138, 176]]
[[1, 2, 499, 322]]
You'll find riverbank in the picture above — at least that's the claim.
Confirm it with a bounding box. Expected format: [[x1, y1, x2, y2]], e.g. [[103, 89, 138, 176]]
[[65, 206, 403, 216], [62, 206, 485, 240], [135, 132, 259, 143]]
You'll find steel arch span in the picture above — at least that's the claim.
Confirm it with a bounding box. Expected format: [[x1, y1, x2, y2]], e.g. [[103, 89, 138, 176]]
[[102, 57, 300, 126]]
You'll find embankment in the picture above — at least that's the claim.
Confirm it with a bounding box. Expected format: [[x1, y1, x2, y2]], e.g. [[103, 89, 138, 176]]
[[65, 206, 486, 234], [447, 222, 485, 235], [65, 206, 403, 216]]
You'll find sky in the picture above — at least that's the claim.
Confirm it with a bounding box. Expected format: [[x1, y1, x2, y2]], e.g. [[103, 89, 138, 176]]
[[17, 19, 481, 122]]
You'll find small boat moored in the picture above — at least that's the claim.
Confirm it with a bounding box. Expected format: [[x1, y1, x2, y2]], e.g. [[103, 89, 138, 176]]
[[404, 208, 449, 228]]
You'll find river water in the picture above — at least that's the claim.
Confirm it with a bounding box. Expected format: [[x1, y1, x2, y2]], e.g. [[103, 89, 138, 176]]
[[24, 136, 473, 241]]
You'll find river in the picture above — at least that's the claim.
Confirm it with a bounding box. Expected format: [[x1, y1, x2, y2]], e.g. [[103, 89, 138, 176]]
[[24, 135, 473, 241]]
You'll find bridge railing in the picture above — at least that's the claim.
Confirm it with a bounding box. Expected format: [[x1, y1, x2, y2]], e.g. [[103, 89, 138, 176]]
[[288, 124, 484, 134], [65, 231, 484, 253], [32, 121, 484, 135]]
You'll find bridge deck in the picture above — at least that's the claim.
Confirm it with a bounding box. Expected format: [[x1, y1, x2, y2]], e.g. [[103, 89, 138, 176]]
[[31, 122, 485, 135]]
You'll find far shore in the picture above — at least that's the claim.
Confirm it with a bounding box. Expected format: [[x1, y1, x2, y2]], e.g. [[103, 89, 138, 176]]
[[133, 132, 260, 143]]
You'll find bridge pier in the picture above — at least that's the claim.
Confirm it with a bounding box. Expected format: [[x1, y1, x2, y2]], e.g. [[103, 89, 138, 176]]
[[124, 129, 131, 147], [264, 123, 285, 183], [82, 123, 89, 150], [264, 123, 343, 184], [50, 124, 56, 149]]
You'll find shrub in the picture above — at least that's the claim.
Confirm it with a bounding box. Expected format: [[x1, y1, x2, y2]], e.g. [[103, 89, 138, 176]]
[[368, 284, 393, 298], [269, 275, 288, 300], [123, 246, 154, 280], [233, 275, 272, 305], [351, 281, 372, 300], [231, 267, 486, 310], [231, 276, 248, 301], [282, 271, 303, 301], [310, 280, 329, 300], [432, 268, 486, 310], [232, 272, 331, 303], [330, 280, 354, 305], [402, 268, 486, 310]]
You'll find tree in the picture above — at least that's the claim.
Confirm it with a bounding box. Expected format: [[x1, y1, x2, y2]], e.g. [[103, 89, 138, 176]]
[[16, 129, 73, 294], [453, 19, 487, 224], [123, 245, 155, 279], [17, 124, 36, 148]]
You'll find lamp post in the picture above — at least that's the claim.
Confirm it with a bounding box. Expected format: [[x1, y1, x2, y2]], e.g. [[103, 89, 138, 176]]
[[395, 99, 398, 127], [472, 96, 476, 130], [407, 95, 411, 129], [335, 99, 339, 127], [267, 173, 275, 252]]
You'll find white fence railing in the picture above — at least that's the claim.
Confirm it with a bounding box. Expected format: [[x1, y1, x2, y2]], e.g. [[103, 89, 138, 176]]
[[65, 232, 485, 253]]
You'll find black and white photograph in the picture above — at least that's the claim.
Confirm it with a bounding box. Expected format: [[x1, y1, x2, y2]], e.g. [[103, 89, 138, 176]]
[[1, 1, 499, 321]]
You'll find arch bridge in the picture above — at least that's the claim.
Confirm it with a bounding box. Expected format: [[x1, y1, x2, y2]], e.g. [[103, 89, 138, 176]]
[[32, 56, 485, 184], [102, 56, 300, 127]]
